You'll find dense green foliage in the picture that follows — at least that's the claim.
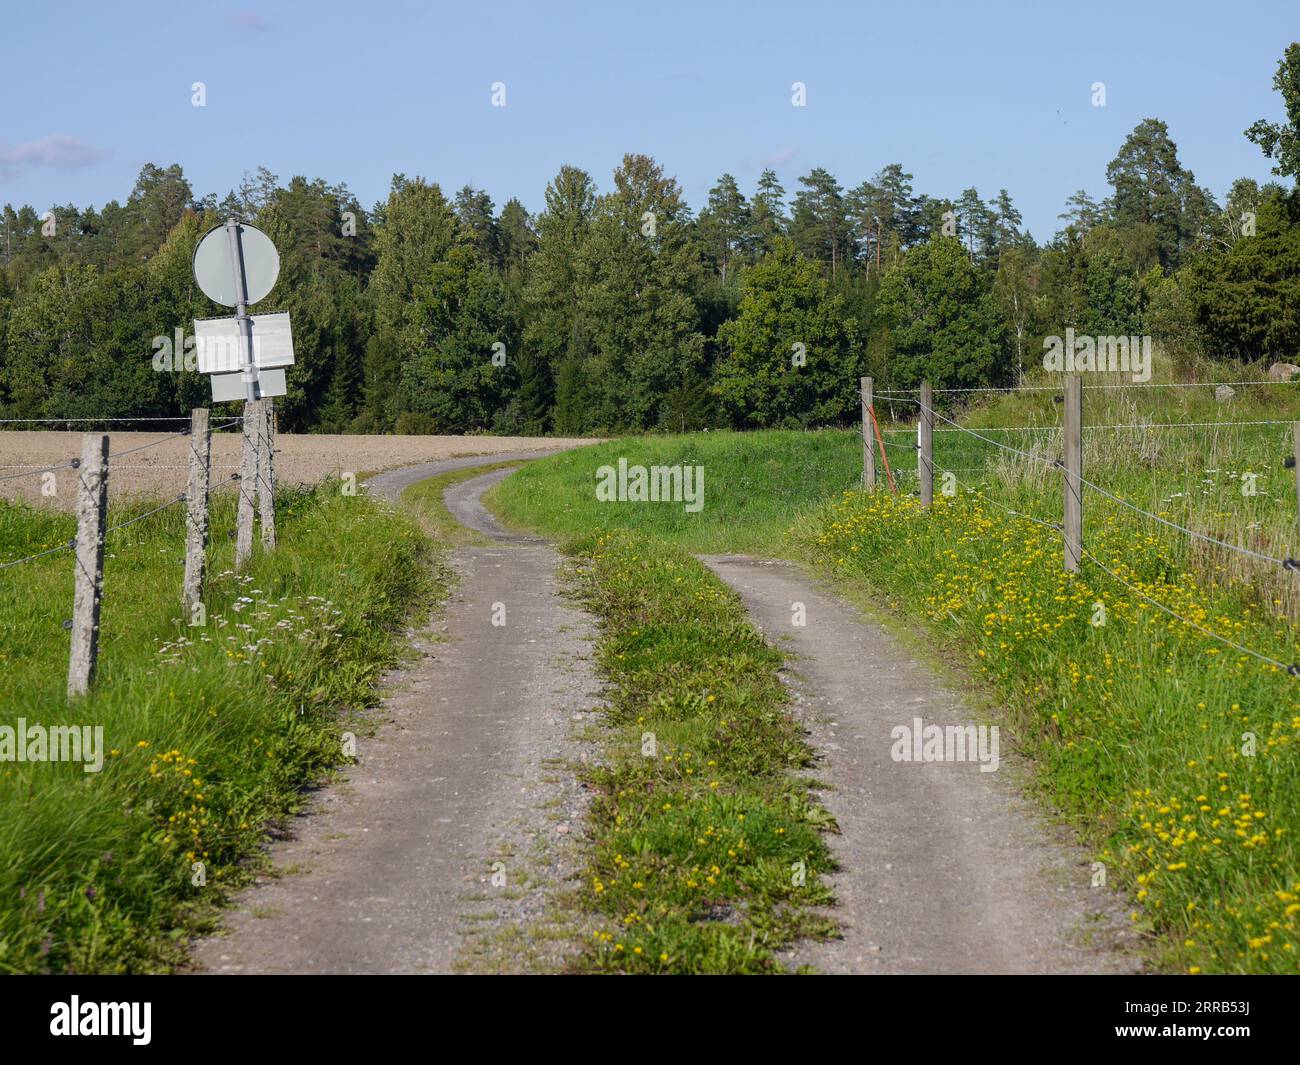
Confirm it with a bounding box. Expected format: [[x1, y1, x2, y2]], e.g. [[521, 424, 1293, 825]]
[[3, 47, 1299, 433]]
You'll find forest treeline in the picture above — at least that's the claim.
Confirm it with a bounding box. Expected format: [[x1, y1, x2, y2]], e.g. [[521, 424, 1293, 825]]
[[2, 45, 1298, 434]]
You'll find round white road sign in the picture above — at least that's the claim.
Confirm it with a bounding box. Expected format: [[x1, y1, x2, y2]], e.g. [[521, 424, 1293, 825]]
[[192, 221, 280, 307]]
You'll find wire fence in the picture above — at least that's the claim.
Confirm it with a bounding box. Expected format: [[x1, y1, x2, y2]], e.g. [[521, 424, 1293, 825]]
[[875, 379, 1300, 395], [0, 419, 243, 487], [861, 378, 1300, 676], [0, 416, 197, 424], [1, 409, 277, 700]]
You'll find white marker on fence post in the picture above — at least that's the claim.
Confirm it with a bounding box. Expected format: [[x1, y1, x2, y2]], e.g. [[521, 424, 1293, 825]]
[[236, 401, 259, 568], [257, 397, 276, 549], [1063, 373, 1083, 573], [918, 381, 934, 509], [861, 376, 875, 491], [68, 434, 109, 699], [182, 408, 211, 610]]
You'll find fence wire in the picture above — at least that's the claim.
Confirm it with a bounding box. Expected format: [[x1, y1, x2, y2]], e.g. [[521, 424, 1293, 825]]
[[863, 397, 1300, 676]]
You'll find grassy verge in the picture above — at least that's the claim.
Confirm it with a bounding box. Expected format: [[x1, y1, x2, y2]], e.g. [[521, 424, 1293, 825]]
[[0, 482, 438, 973], [400, 460, 526, 545], [565, 530, 837, 973], [793, 489, 1300, 974], [488, 430, 860, 555]]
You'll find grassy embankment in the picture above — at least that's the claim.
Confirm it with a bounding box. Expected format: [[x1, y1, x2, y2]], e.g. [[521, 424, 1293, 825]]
[[0, 481, 438, 973], [490, 371, 1300, 974]]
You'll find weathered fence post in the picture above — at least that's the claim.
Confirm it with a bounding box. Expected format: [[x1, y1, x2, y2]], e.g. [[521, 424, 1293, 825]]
[[182, 408, 210, 613], [1292, 423, 1300, 556], [68, 434, 109, 699], [257, 397, 276, 549], [861, 376, 875, 491], [236, 399, 259, 568], [1063, 373, 1083, 573], [918, 381, 934, 508]]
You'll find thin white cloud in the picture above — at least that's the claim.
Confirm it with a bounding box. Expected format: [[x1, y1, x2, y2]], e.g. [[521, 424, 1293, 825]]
[[756, 146, 798, 169], [0, 134, 111, 177], [226, 12, 271, 32]]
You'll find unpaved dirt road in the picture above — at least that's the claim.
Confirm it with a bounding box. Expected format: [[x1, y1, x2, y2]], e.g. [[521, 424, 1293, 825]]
[[192, 456, 1139, 975], [192, 454, 602, 974], [701, 555, 1142, 975]]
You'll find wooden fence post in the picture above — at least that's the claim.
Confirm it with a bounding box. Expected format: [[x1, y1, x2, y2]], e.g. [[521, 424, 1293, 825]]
[[257, 397, 276, 549], [918, 381, 934, 509], [861, 376, 875, 491], [1063, 373, 1083, 572], [182, 408, 211, 613], [68, 434, 108, 699], [1292, 423, 1300, 557], [236, 399, 259, 568]]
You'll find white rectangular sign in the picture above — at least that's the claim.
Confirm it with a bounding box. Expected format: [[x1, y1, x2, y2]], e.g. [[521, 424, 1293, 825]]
[[209, 368, 286, 402], [193, 312, 295, 374]]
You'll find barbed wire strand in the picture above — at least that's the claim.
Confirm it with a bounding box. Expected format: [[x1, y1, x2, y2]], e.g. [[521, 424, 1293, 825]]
[[968, 485, 1064, 533], [0, 539, 76, 571], [879, 419, 1294, 434], [913, 398, 1064, 470], [0, 415, 243, 424], [1074, 472, 1290, 568], [1079, 546, 1295, 674], [0, 459, 79, 485], [889, 395, 1297, 570], [104, 493, 188, 535], [1, 472, 242, 571], [0, 419, 244, 485], [876, 380, 1298, 395]]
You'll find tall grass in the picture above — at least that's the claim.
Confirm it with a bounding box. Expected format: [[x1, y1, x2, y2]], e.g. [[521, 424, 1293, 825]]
[[488, 430, 861, 555], [0, 484, 435, 973]]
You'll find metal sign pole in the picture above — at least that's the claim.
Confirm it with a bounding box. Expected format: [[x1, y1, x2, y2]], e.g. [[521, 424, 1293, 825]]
[[193, 218, 288, 403], [224, 218, 260, 403]]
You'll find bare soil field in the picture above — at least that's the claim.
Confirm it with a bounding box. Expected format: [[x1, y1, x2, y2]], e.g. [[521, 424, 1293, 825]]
[[0, 431, 592, 509]]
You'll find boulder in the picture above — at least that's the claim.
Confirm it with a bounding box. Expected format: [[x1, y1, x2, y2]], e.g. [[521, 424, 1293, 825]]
[[1215, 384, 1236, 402], [1267, 362, 1300, 382]]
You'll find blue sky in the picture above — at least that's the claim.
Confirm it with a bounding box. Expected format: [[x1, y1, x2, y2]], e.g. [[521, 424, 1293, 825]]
[[1, 0, 1294, 241]]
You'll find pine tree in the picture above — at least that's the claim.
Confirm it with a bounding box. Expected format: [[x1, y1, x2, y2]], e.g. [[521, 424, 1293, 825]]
[[698, 173, 751, 281], [750, 168, 787, 255], [523, 165, 597, 428], [790, 168, 851, 277], [454, 185, 501, 266]]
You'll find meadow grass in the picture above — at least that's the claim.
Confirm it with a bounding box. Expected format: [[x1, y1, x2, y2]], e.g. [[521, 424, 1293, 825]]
[[0, 483, 437, 973], [564, 531, 837, 972], [488, 430, 861, 555]]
